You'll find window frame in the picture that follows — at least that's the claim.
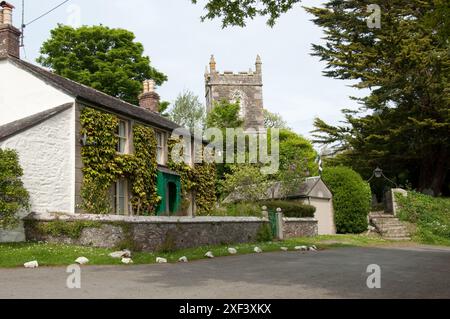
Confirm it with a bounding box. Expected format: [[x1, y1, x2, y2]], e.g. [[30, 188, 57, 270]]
[[155, 130, 167, 165], [113, 179, 131, 216], [116, 119, 129, 154]]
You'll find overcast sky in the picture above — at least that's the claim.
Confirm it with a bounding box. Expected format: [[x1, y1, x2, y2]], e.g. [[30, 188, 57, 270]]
[[13, 0, 366, 138]]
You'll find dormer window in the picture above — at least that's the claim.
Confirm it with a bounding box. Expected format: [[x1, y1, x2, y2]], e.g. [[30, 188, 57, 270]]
[[116, 120, 129, 154]]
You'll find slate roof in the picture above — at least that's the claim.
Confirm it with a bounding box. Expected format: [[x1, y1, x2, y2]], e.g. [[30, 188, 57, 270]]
[[1, 56, 181, 132], [0, 103, 73, 141]]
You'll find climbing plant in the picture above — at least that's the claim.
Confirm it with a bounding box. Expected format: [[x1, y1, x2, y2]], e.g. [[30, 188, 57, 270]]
[[167, 137, 216, 216], [79, 107, 160, 215]]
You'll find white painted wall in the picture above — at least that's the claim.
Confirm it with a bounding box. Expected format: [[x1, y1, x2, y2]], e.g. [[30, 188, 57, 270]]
[[0, 60, 74, 126], [301, 198, 336, 235], [0, 107, 75, 215]]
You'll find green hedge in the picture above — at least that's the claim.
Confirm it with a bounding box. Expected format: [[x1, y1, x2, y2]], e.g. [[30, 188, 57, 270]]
[[322, 166, 371, 234], [396, 192, 450, 246], [260, 201, 316, 218]]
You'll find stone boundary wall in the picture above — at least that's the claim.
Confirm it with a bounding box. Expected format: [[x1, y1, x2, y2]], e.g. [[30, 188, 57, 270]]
[[23, 213, 270, 252], [282, 218, 318, 239], [22, 213, 319, 250]]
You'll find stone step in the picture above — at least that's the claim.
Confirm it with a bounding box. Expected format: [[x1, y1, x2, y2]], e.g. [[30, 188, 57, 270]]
[[384, 236, 411, 241], [377, 225, 408, 231]]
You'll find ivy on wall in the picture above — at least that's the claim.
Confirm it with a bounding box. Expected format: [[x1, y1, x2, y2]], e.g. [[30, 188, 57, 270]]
[[167, 137, 216, 216], [79, 107, 160, 215]]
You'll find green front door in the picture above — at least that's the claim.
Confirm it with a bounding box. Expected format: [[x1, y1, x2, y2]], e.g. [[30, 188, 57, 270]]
[[156, 170, 181, 216]]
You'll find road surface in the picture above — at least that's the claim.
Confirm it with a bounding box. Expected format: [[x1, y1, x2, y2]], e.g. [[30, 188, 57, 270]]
[[0, 246, 449, 299]]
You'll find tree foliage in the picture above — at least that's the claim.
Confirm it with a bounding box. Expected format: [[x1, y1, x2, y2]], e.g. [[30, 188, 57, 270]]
[[192, 0, 301, 27], [206, 99, 243, 129], [169, 90, 206, 132], [0, 149, 29, 229], [307, 0, 450, 196], [264, 109, 289, 129], [37, 25, 167, 105], [221, 165, 268, 202]]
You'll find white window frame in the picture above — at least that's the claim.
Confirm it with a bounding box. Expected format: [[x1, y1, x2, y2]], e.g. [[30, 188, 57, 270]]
[[113, 179, 130, 216], [116, 120, 129, 154], [156, 130, 167, 165]]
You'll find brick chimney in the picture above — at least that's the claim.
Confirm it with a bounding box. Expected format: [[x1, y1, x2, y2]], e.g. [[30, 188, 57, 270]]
[[139, 79, 160, 112], [0, 1, 21, 58]]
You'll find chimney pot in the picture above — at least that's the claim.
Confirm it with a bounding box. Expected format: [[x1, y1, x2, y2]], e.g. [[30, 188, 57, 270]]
[[139, 80, 160, 113]]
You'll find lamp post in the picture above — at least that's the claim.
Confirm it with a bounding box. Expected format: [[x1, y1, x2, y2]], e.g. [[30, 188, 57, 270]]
[[367, 167, 397, 188]]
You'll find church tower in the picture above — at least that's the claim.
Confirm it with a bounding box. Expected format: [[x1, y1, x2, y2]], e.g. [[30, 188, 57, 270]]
[[205, 55, 265, 130]]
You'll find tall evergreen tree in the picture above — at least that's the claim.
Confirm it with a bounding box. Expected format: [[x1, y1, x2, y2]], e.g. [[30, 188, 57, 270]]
[[306, 0, 449, 195]]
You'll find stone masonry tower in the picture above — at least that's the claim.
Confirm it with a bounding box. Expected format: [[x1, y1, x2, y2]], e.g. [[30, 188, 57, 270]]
[[205, 55, 264, 130]]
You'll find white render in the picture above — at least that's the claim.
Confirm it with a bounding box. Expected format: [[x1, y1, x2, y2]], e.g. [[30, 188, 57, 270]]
[[0, 59, 74, 126], [0, 107, 75, 214]]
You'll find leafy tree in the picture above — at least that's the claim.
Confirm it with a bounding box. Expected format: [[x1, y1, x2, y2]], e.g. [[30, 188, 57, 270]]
[[192, 0, 301, 27], [221, 165, 268, 202], [206, 99, 243, 129], [264, 109, 289, 129], [169, 91, 206, 132], [276, 129, 318, 196], [0, 149, 29, 229], [307, 0, 450, 196], [37, 25, 167, 105], [159, 101, 171, 117]]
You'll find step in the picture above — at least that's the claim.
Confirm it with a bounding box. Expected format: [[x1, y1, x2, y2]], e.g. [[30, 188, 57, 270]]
[[377, 225, 408, 231], [384, 236, 411, 241]]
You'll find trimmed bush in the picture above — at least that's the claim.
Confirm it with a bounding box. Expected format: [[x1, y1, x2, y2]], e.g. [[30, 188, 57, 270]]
[[260, 201, 316, 218], [322, 166, 371, 234]]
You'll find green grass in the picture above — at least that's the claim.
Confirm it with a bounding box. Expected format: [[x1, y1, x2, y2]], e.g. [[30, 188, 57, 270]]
[[0, 234, 394, 268], [396, 192, 450, 246]]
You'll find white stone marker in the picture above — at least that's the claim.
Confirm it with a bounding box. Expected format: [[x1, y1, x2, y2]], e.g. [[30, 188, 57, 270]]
[[75, 257, 89, 265], [24, 261, 39, 268], [254, 247, 263, 253], [228, 248, 238, 255], [156, 257, 168, 264], [121, 258, 134, 264], [205, 251, 215, 258], [178, 256, 188, 263]]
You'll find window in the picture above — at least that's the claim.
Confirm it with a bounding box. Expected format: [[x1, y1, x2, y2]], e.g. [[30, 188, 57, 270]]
[[156, 131, 166, 165], [113, 179, 129, 215], [116, 120, 128, 153]]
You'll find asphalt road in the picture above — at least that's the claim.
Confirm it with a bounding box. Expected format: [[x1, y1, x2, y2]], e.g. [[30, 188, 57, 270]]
[[0, 246, 449, 299]]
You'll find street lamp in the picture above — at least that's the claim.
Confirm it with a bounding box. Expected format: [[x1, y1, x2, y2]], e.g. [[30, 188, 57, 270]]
[[368, 167, 397, 187]]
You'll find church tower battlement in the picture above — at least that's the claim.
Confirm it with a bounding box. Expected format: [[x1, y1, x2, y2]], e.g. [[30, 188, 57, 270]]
[[205, 55, 264, 130]]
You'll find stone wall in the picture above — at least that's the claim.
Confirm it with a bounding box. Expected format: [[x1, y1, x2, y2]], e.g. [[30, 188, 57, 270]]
[[24, 213, 269, 252], [282, 218, 318, 238]]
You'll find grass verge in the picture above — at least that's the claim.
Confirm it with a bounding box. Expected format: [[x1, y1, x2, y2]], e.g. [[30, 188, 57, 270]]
[[0, 234, 395, 268], [396, 192, 450, 246]]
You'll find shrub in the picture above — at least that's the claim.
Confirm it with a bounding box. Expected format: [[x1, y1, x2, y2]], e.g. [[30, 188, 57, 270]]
[[0, 149, 30, 229], [322, 166, 371, 234], [209, 203, 262, 217], [256, 224, 273, 242], [260, 200, 316, 218], [396, 192, 450, 246]]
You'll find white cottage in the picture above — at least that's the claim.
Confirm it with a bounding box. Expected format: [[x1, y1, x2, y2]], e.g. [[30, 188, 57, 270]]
[[0, 2, 192, 241]]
